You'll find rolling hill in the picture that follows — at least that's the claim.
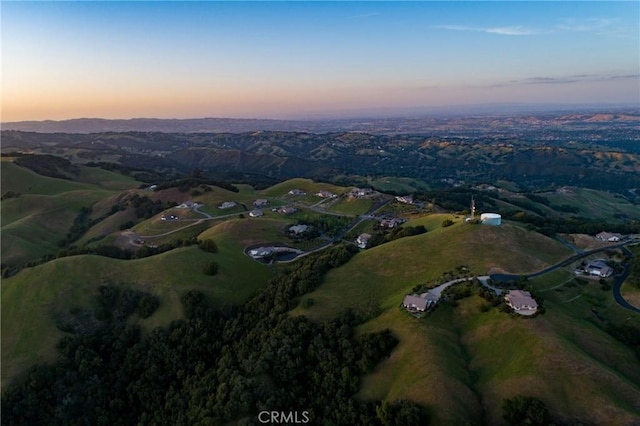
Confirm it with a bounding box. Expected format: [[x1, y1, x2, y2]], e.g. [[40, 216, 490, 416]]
[[293, 221, 640, 425]]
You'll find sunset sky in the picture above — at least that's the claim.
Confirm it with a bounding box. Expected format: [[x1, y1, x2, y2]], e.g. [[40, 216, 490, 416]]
[[2, 1, 639, 122]]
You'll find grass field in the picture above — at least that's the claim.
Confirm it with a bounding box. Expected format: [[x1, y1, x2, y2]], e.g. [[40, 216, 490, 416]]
[[1, 163, 140, 265], [2, 233, 272, 389], [544, 187, 640, 221], [290, 222, 640, 424], [366, 176, 431, 193]]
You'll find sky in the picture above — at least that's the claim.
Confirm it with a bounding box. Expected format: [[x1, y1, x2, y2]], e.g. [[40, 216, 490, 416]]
[[2, 1, 639, 121]]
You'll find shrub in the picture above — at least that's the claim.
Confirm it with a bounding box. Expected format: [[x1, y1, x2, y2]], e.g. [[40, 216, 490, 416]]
[[203, 261, 219, 276], [138, 294, 160, 318], [502, 395, 551, 426], [199, 239, 218, 253]]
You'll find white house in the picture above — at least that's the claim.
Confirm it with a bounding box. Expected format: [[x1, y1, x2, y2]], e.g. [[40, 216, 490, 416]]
[[278, 206, 297, 215], [356, 233, 372, 249], [315, 190, 337, 198], [395, 195, 414, 204], [219, 201, 237, 209], [288, 189, 307, 196], [249, 209, 263, 218], [596, 232, 622, 242], [586, 261, 613, 277]]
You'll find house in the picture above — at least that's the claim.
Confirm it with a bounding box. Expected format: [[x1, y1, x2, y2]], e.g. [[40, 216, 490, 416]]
[[278, 206, 297, 215], [351, 187, 373, 198], [402, 295, 429, 312], [356, 233, 372, 249], [178, 201, 197, 209], [504, 290, 538, 313], [289, 224, 309, 235], [380, 218, 405, 228], [315, 190, 337, 198], [288, 189, 307, 196], [219, 201, 237, 209], [253, 199, 269, 208], [249, 209, 263, 218], [586, 261, 613, 277], [395, 195, 414, 204], [596, 231, 622, 242]]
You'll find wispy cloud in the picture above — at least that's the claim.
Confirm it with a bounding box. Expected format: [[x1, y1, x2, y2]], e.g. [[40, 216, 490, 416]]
[[435, 24, 537, 36], [489, 73, 639, 88], [436, 17, 628, 37], [555, 18, 615, 32]]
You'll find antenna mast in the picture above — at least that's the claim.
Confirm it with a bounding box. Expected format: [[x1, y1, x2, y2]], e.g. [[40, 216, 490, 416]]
[[471, 196, 476, 219]]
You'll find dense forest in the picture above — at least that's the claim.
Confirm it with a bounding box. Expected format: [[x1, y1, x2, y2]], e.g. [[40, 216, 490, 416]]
[[1, 244, 430, 425]]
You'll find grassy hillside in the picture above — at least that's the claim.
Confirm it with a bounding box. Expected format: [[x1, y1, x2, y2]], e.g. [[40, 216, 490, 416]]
[[298, 221, 572, 322], [543, 187, 640, 221], [1, 234, 272, 388], [1, 162, 140, 265], [292, 222, 640, 424], [261, 178, 350, 198]]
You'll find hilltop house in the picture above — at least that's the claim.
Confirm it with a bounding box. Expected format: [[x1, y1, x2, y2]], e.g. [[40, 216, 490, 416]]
[[585, 261, 613, 277], [356, 233, 372, 249], [249, 209, 263, 218], [315, 190, 337, 198], [380, 218, 405, 228], [402, 295, 429, 312], [219, 201, 237, 209], [278, 206, 297, 215], [351, 187, 374, 198], [288, 189, 307, 196], [289, 224, 310, 235], [596, 231, 622, 242], [504, 290, 538, 314], [253, 199, 269, 208], [395, 195, 414, 204]]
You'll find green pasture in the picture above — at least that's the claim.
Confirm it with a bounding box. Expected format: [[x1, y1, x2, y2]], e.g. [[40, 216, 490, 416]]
[[326, 197, 373, 216], [366, 176, 431, 193], [290, 221, 640, 423], [544, 187, 640, 221], [2, 240, 272, 389]]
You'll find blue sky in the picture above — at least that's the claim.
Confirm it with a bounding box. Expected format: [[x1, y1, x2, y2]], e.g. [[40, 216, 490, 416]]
[[2, 1, 639, 121]]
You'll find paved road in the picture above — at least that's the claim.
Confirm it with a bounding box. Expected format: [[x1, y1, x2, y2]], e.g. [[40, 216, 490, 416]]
[[491, 243, 640, 314]]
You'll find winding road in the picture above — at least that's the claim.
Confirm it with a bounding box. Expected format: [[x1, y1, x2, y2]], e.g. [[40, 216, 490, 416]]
[[490, 242, 640, 314]]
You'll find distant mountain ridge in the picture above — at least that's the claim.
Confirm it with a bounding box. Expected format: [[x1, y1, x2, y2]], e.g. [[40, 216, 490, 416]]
[[3, 109, 639, 134]]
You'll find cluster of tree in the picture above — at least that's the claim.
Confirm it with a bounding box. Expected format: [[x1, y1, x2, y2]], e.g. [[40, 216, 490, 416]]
[[626, 245, 640, 289], [202, 260, 219, 276], [501, 210, 640, 237], [154, 175, 239, 193], [502, 395, 551, 426], [129, 194, 169, 219], [14, 154, 80, 180], [366, 225, 427, 249], [2, 243, 430, 425], [198, 239, 218, 253], [295, 214, 352, 237], [605, 323, 640, 360], [57, 206, 95, 247]]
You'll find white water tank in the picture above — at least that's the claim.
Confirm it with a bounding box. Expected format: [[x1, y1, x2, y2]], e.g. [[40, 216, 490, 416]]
[[480, 213, 501, 226]]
